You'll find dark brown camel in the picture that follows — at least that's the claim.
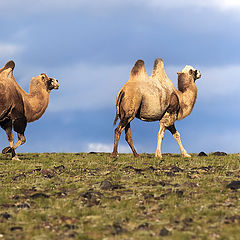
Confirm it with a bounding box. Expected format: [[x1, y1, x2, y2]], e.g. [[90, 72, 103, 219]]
[[0, 60, 59, 160]]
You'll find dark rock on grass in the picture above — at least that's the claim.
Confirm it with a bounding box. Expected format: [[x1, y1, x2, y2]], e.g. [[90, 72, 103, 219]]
[[226, 181, 240, 190], [137, 222, 151, 230], [30, 193, 50, 199], [110, 196, 121, 201], [176, 190, 184, 197], [12, 173, 26, 181], [198, 151, 207, 156], [212, 151, 227, 156], [16, 203, 30, 209], [143, 192, 154, 200], [10, 226, 23, 231], [159, 227, 170, 236], [100, 180, 123, 190], [54, 165, 66, 172], [111, 222, 128, 235], [80, 191, 102, 207], [40, 169, 56, 178], [224, 215, 240, 224], [182, 217, 193, 225], [100, 180, 113, 190], [65, 224, 78, 230], [165, 171, 175, 177], [0, 212, 12, 220], [170, 166, 183, 172]]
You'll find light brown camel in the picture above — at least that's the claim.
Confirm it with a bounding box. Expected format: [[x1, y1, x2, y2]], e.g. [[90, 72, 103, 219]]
[[0, 60, 59, 160], [111, 58, 201, 158]]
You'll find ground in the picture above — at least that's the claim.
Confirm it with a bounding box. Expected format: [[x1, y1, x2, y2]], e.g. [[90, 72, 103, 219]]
[[0, 152, 240, 240]]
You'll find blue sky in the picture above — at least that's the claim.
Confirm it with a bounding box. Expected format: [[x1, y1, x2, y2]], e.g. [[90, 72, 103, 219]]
[[0, 0, 240, 154]]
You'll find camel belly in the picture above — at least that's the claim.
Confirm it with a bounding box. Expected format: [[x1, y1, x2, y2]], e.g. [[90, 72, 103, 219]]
[[137, 102, 167, 122], [136, 92, 169, 121]]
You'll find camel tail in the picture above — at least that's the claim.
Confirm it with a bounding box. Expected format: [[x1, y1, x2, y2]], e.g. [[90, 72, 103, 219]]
[[113, 90, 125, 125]]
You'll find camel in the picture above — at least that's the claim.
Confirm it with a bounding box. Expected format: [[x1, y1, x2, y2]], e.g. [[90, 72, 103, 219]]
[[111, 58, 201, 158], [0, 60, 59, 160]]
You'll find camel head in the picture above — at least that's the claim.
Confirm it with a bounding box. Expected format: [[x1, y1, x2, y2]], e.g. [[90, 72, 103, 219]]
[[40, 73, 59, 91], [29, 73, 59, 93], [181, 65, 201, 81], [177, 65, 201, 92]]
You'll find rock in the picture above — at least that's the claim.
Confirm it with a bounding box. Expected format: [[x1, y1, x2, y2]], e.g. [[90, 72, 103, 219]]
[[80, 191, 102, 207], [198, 151, 207, 156], [16, 203, 30, 209], [30, 193, 49, 199], [226, 181, 240, 190], [0, 212, 11, 220], [100, 180, 123, 190], [100, 180, 113, 190], [159, 227, 170, 236], [10, 226, 23, 231], [111, 222, 127, 235], [137, 222, 150, 230], [212, 151, 227, 156]]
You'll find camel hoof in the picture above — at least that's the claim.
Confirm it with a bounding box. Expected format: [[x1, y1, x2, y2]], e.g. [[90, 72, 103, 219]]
[[2, 147, 12, 154], [133, 153, 139, 158], [155, 152, 162, 158], [111, 153, 118, 158], [183, 153, 191, 158], [12, 155, 21, 161]]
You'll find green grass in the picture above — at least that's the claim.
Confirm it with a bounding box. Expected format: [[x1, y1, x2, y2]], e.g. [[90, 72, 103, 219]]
[[0, 152, 240, 239]]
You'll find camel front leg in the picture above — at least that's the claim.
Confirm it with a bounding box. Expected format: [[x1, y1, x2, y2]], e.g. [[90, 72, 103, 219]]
[[10, 133, 26, 161], [155, 122, 166, 158], [167, 125, 191, 158]]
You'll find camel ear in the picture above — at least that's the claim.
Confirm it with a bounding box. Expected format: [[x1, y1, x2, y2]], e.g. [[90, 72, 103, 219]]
[[177, 72, 182, 75]]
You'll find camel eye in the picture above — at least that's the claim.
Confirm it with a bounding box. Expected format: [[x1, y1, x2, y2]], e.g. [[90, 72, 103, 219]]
[[42, 76, 45, 80]]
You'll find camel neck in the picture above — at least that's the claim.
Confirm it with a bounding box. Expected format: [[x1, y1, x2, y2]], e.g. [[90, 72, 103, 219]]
[[177, 83, 197, 120], [22, 89, 50, 123], [12, 79, 50, 123]]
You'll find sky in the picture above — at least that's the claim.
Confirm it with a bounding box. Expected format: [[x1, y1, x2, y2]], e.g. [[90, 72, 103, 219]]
[[0, 0, 240, 154]]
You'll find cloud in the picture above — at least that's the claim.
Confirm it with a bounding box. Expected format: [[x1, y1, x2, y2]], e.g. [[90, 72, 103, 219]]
[[88, 142, 131, 153], [2, 0, 240, 12], [47, 62, 131, 112], [0, 43, 24, 59], [36, 61, 239, 113]]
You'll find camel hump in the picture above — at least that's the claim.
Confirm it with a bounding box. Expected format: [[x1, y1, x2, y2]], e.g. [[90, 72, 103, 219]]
[[151, 58, 166, 79], [0, 60, 15, 75], [131, 60, 145, 76], [4, 60, 15, 70], [129, 60, 147, 82]]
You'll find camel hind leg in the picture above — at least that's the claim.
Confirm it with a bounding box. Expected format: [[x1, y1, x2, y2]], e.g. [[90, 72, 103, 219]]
[[111, 116, 135, 158], [125, 122, 138, 157], [0, 119, 19, 160]]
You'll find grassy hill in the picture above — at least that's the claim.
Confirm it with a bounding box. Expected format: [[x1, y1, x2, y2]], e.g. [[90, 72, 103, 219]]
[[0, 153, 240, 239]]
